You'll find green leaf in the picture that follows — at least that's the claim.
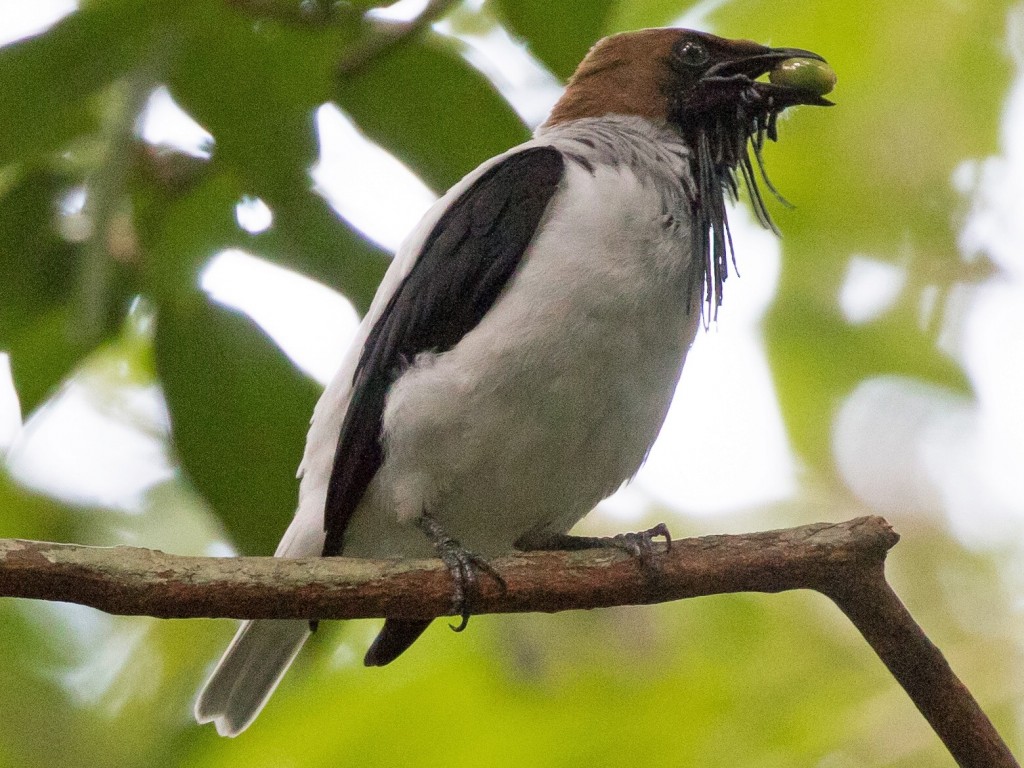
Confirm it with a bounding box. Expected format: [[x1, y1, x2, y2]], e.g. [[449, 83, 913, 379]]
[[490, 0, 615, 80], [137, 165, 388, 316], [0, 0, 174, 165], [166, 5, 390, 311], [167, 4, 335, 192], [0, 169, 78, 340], [155, 292, 319, 555], [333, 35, 530, 193], [4, 306, 94, 415], [138, 172, 246, 302], [0, 169, 98, 412], [604, 0, 694, 32]]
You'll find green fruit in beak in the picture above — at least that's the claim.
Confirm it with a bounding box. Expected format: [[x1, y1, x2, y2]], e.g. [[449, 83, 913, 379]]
[[769, 57, 837, 96]]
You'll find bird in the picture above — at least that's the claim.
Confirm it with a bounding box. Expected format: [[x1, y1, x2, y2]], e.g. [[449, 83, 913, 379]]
[[194, 27, 834, 736]]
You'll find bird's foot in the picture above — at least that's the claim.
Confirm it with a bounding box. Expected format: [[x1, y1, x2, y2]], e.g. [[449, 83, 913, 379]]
[[516, 523, 672, 564], [416, 513, 506, 632]]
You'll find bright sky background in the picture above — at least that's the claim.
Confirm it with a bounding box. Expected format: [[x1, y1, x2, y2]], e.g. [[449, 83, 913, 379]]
[[1, 0, 1023, 551]]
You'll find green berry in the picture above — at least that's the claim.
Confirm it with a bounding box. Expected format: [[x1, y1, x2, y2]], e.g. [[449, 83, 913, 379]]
[[769, 58, 837, 96]]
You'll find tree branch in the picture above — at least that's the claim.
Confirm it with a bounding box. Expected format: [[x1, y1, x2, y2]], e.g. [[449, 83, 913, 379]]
[[336, 0, 460, 75], [0, 516, 1016, 767], [824, 571, 1017, 768], [0, 516, 891, 619]]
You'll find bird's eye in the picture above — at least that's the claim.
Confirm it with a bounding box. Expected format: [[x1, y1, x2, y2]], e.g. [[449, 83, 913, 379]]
[[676, 40, 710, 67]]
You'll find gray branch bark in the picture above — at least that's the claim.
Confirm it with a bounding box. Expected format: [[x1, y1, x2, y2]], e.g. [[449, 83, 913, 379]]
[[0, 516, 1016, 768]]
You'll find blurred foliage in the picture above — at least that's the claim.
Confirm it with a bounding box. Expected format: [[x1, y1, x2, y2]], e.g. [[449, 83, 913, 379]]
[[0, 0, 1021, 766], [719, 0, 1003, 461], [155, 294, 319, 554], [333, 37, 529, 191], [492, 0, 617, 79]]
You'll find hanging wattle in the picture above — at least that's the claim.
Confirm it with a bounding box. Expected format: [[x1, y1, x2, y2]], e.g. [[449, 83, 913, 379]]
[[686, 96, 797, 320]]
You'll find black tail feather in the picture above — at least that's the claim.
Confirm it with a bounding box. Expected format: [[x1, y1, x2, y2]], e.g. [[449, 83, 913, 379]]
[[364, 619, 432, 666]]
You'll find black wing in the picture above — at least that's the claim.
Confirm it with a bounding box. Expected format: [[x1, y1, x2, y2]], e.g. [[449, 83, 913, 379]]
[[321, 145, 565, 556]]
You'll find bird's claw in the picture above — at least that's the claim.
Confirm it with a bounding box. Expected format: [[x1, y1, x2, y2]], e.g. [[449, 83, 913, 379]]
[[605, 523, 673, 562], [443, 546, 505, 632], [416, 513, 506, 631]]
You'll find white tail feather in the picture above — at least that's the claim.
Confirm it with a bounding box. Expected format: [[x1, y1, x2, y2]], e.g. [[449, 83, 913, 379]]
[[194, 619, 311, 737]]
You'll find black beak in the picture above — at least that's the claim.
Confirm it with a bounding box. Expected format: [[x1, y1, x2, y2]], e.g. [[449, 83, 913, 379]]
[[706, 45, 826, 80], [704, 45, 833, 107]]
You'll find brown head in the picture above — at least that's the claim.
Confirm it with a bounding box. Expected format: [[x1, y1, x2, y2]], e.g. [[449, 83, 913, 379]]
[[544, 28, 834, 319], [545, 28, 832, 132]]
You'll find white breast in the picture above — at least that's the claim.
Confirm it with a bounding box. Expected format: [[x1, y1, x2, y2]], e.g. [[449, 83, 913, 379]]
[[282, 116, 703, 562], [343, 155, 703, 558]]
